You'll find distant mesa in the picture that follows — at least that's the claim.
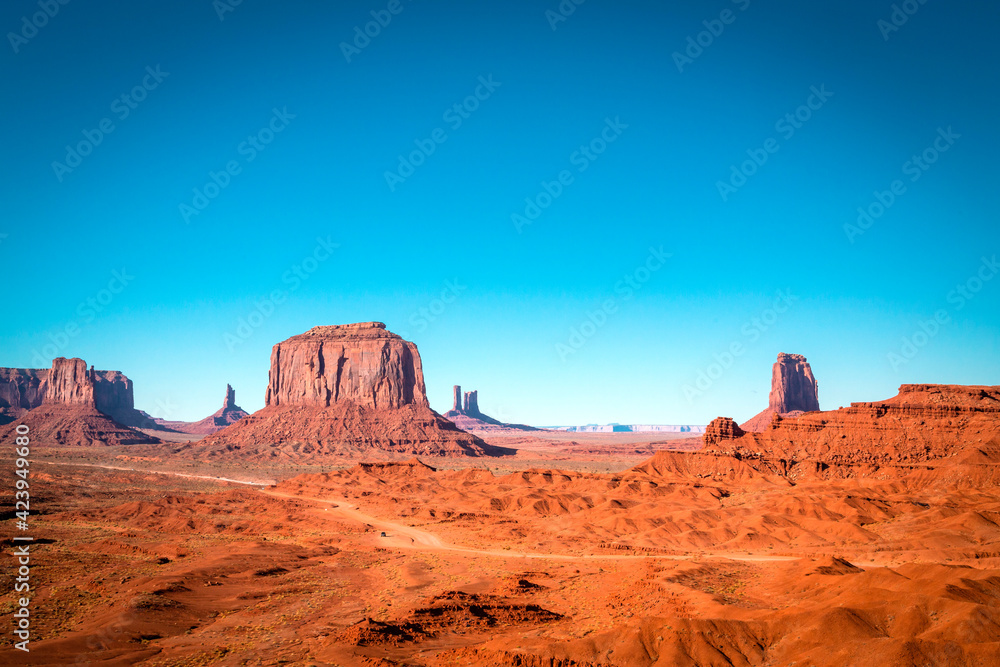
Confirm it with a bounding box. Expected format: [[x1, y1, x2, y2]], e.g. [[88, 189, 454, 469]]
[[741, 352, 820, 432], [152, 384, 249, 435], [196, 323, 513, 458], [443, 385, 540, 432], [0, 357, 160, 446]]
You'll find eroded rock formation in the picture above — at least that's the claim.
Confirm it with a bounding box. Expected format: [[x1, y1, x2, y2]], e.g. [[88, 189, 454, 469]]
[[0, 357, 159, 446], [463, 390, 480, 416], [443, 387, 539, 432], [45, 357, 94, 405], [769, 353, 819, 413], [1, 358, 154, 428], [265, 322, 428, 410], [153, 384, 249, 435], [703, 417, 746, 445], [710, 383, 1000, 470], [0, 368, 47, 424], [742, 353, 820, 432], [199, 324, 511, 458]]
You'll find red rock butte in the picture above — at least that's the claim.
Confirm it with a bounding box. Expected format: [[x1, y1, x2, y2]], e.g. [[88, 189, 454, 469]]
[[742, 352, 820, 432], [265, 322, 427, 410], [0, 357, 159, 446], [195, 323, 512, 458]]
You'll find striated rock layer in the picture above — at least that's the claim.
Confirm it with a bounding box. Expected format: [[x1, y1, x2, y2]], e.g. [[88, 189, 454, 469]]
[[709, 383, 1000, 475], [202, 324, 511, 458], [703, 417, 746, 445], [742, 352, 820, 432]]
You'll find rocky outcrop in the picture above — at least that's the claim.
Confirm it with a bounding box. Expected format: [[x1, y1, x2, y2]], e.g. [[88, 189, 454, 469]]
[[451, 385, 462, 412], [463, 390, 480, 416], [0, 368, 47, 424], [769, 353, 819, 413], [703, 417, 746, 445], [709, 384, 1000, 471], [154, 384, 249, 435], [265, 322, 428, 410], [742, 353, 820, 432], [0, 357, 160, 445], [201, 324, 511, 458], [2, 358, 153, 427], [223, 384, 237, 410]]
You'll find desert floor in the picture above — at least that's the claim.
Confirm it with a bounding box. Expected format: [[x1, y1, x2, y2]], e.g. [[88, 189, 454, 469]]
[[2, 430, 999, 666]]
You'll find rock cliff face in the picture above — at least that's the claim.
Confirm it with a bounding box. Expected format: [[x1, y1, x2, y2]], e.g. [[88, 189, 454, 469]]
[[769, 353, 819, 413], [0, 358, 160, 444], [0, 368, 47, 423], [742, 353, 820, 432], [93, 369, 137, 423], [265, 322, 428, 410], [201, 324, 510, 458], [45, 357, 95, 405]]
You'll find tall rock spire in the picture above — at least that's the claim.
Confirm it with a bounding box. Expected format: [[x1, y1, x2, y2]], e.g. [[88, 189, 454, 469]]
[[769, 353, 819, 413]]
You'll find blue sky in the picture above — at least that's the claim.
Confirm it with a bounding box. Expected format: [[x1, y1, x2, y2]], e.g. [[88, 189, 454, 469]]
[[1, 0, 997, 425]]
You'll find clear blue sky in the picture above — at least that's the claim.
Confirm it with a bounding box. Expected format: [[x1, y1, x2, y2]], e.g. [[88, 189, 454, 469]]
[[2, 0, 997, 425]]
